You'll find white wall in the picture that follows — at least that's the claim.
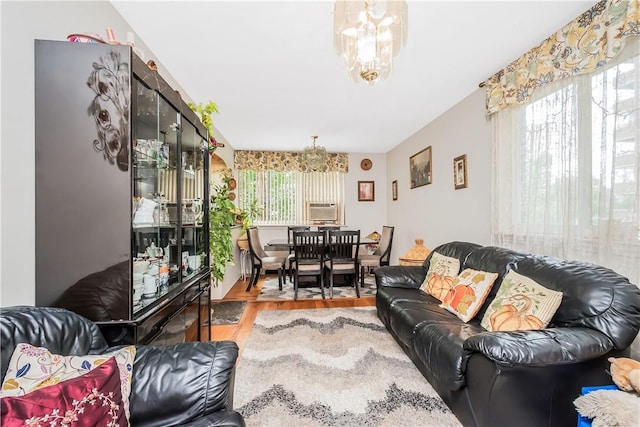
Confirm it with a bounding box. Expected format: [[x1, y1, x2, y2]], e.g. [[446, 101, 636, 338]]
[[386, 89, 492, 263], [0, 1, 212, 306]]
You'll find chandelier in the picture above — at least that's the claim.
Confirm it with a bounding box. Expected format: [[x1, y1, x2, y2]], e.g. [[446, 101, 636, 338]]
[[303, 136, 327, 172], [333, 0, 408, 85]]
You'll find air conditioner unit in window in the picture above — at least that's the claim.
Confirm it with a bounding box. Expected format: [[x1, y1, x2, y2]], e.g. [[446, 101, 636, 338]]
[[307, 203, 338, 223]]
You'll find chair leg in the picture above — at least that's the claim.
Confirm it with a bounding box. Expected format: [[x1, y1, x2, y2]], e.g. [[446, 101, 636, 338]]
[[319, 272, 325, 299], [360, 265, 365, 286], [278, 268, 283, 290], [354, 270, 360, 298]]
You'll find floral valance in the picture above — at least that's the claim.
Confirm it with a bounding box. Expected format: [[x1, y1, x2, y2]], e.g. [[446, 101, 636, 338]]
[[234, 150, 349, 173], [485, 0, 640, 115]]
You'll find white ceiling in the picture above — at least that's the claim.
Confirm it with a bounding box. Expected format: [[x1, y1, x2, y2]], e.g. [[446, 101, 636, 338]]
[[112, 0, 595, 154]]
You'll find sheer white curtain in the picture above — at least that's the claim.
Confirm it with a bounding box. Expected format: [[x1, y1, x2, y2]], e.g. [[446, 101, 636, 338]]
[[492, 40, 640, 283]]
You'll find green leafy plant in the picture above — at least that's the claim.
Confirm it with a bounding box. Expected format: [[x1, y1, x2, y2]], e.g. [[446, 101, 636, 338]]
[[209, 170, 235, 284], [188, 100, 219, 151]]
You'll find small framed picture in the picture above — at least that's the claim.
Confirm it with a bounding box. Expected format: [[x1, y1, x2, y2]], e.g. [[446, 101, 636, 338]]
[[392, 180, 398, 201], [358, 181, 375, 202], [410, 146, 432, 188], [453, 154, 468, 190]]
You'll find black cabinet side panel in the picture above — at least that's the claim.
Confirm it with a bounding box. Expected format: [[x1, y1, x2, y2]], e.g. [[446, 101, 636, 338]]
[[35, 40, 131, 306]]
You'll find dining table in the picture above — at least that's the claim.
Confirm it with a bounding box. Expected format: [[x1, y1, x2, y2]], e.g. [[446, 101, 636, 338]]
[[265, 237, 378, 252]]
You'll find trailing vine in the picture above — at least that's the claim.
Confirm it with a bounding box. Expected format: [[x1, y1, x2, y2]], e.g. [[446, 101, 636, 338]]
[[188, 100, 219, 151], [209, 171, 235, 284]]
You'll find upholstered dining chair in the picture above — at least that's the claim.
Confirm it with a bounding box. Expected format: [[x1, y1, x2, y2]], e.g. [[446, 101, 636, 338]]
[[324, 230, 360, 298], [287, 226, 311, 281], [246, 227, 286, 292], [291, 230, 326, 300], [359, 225, 394, 286]]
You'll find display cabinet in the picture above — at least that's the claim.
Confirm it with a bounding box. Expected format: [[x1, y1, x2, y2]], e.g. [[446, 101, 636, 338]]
[[35, 39, 210, 345]]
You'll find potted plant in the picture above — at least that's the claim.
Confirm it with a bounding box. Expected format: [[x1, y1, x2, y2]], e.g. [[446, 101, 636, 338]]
[[236, 199, 264, 250], [188, 100, 219, 152], [209, 170, 235, 284]]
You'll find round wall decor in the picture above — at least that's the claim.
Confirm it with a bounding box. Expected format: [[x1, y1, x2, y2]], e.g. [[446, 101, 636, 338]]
[[228, 178, 237, 190], [360, 158, 373, 170]]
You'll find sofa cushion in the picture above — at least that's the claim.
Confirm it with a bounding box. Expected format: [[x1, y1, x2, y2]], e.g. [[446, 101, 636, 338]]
[[420, 252, 460, 301], [388, 296, 457, 348], [513, 256, 640, 349], [413, 319, 486, 390], [440, 268, 499, 322], [480, 270, 563, 332]]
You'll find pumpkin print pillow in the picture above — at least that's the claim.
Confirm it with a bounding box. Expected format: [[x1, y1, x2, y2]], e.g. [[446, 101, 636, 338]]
[[480, 270, 563, 332], [420, 252, 460, 301], [440, 268, 499, 322]]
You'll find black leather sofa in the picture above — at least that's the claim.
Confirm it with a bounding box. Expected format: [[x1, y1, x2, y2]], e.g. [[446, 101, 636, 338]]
[[0, 306, 245, 427], [375, 241, 640, 427]]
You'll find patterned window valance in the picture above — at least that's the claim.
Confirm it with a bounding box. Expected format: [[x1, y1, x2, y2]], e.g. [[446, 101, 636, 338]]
[[485, 0, 640, 115], [234, 150, 349, 172]]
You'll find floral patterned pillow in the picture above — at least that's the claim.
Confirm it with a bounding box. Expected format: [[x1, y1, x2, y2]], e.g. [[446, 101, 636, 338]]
[[419, 252, 461, 301], [0, 343, 135, 422], [480, 270, 563, 332], [440, 268, 499, 322], [1, 357, 127, 426]]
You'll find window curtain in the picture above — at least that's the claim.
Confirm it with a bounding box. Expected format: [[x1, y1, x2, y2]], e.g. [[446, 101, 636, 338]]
[[484, 0, 640, 115], [234, 150, 349, 172], [489, 0, 640, 354]]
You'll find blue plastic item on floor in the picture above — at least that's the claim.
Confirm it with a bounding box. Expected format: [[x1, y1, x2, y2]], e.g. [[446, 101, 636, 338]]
[[576, 384, 619, 427]]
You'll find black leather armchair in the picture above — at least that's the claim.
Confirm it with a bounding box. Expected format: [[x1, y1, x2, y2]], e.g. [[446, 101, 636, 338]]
[[0, 306, 245, 427]]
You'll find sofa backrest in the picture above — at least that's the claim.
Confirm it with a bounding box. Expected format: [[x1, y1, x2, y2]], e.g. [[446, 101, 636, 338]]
[[424, 241, 483, 272], [0, 306, 109, 381], [513, 256, 640, 350]]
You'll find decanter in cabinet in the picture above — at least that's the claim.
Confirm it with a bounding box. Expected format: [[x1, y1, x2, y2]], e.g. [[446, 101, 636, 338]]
[[35, 39, 211, 345]]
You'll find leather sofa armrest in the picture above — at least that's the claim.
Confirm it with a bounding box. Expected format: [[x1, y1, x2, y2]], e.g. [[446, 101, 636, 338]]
[[463, 327, 614, 367], [374, 265, 426, 289], [129, 340, 240, 427]]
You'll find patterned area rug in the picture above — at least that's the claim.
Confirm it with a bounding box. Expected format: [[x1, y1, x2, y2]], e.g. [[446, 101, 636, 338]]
[[203, 300, 247, 326], [234, 307, 461, 427], [256, 275, 376, 301]]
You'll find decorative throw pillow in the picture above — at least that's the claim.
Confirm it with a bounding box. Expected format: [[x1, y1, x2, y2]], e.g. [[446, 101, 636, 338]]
[[440, 268, 499, 322], [1, 357, 128, 426], [480, 270, 563, 332], [0, 344, 135, 421], [420, 252, 461, 301]]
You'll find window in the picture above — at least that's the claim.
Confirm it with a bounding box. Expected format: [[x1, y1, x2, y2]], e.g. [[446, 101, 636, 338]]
[[492, 43, 640, 286], [237, 170, 345, 225]]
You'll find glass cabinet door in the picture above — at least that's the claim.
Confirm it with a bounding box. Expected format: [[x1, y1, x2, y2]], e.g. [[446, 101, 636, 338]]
[[132, 77, 180, 313], [181, 119, 207, 280]]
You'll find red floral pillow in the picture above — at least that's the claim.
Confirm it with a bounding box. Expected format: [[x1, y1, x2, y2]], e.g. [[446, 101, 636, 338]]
[[1, 357, 127, 427]]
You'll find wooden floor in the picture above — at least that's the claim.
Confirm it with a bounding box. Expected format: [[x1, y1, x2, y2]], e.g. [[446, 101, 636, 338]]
[[209, 274, 375, 357]]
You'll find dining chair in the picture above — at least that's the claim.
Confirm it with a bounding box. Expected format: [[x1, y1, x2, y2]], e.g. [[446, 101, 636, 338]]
[[287, 226, 311, 281], [359, 225, 394, 286], [324, 230, 360, 298], [246, 227, 286, 292], [291, 230, 326, 300]]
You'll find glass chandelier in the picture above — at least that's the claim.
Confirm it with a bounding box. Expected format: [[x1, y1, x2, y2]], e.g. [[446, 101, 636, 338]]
[[334, 0, 408, 85], [303, 136, 327, 172]]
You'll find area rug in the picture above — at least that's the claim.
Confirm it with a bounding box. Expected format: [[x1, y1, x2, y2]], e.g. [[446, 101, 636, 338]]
[[203, 300, 247, 326], [234, 307, 461, 426], [257, 275, 376, 301]]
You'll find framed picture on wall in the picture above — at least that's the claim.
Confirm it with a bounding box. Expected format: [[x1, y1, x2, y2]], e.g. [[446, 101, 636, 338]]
[[358, 181, 375, 202], [410, 146, 432, 188], [392, 180, 398, 201], [453, 154, 468, 190]]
